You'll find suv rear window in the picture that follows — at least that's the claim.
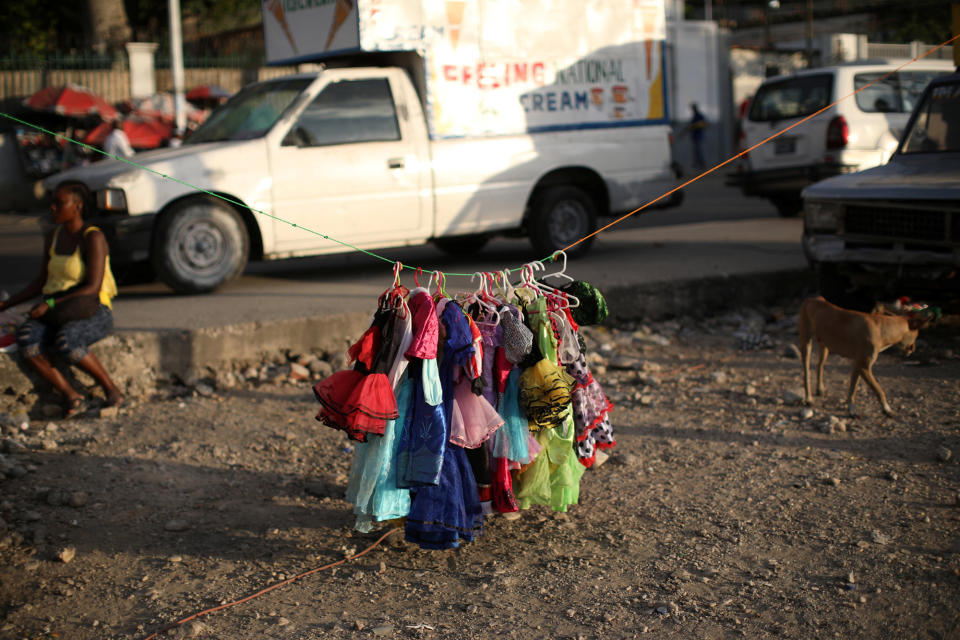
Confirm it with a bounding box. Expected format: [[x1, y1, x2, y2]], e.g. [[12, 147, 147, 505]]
[[854, 71, 945, 114], [749, 74, 832, 122]]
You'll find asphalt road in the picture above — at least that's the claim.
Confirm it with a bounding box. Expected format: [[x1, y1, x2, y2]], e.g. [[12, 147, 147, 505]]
[[0, 172, 806, 330]]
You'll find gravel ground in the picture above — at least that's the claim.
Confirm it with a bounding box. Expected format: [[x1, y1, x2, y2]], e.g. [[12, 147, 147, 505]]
[[1, 297, 959, 640]]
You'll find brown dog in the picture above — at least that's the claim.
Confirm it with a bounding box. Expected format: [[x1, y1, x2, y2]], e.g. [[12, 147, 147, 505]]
[[798, 296, 922, 416]]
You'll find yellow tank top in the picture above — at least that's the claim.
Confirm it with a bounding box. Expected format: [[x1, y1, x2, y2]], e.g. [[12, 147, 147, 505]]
[[42, 226, 118, 309]]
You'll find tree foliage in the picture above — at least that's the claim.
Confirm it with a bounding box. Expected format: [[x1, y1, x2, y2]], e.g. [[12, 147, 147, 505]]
[[2, 0, 260, 56]]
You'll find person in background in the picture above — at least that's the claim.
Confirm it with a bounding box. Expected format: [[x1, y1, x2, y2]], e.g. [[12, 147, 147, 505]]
[[0, 182, 123, 418], [103, 118, 134, 158], [686, 102, 707, 170]]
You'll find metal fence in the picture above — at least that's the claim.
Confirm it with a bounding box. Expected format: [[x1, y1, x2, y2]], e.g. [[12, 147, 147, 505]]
[[866, 42, 954, 61], [0, 53, 296, 110]]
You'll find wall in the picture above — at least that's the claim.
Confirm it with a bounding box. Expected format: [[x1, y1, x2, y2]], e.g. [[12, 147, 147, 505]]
[[667, 20, 733, 173]]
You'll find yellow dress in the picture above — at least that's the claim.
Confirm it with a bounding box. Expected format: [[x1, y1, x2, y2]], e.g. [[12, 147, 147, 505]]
[[514, 296, 585, 512]]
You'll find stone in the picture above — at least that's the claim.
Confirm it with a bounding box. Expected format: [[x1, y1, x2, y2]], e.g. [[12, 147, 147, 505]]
[[289, 363, 310, 380], [56, 546, 76, 563], [98, 406, 119, 419], [194, 383, 215, 397], [372, 624, 394, 636], [781, 389, 804, 405], [309, 359, 333, 377], [710, 371, 729, 384], [800, 407, 814, 420], [68, 491, 87, 508], [12, 412, 29, 431], [164, 519, 189, 532], [41, 438, 58, 451], [936, 446, 952, 462], [593, 450, 610, 467], [870, 529, 891, 545]]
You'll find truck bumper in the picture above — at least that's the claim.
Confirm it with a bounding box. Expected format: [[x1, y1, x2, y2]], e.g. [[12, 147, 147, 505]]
[[803, 233, 960, 293], [88, 213, 156, 266], [726, 164, 849, 198]]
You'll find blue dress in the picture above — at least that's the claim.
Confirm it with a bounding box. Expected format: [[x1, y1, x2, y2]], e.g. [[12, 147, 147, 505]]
[[405, 301, 483, 549], [396, 359, 447, 487], [345, 376, 413, 532]]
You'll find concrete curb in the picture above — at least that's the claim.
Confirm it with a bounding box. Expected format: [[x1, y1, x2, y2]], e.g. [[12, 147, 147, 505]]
[[1, 268, 813, 412], [605, 268, 814, 323]]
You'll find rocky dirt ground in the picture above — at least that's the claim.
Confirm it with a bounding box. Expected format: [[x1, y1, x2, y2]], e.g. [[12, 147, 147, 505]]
[[1, 297, 959, 640]]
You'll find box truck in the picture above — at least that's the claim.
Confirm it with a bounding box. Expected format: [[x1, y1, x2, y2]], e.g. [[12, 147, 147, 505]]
[[50, 0, 680, 293]]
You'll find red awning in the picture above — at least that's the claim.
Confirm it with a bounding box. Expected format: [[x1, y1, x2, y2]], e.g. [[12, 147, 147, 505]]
[[24, 85, 118, 121], [84, 117, 173, 150]]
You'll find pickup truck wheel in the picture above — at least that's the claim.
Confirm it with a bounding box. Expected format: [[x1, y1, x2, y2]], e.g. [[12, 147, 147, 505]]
[[771, 195, 802, 218], [529, 186, 597, 259], [432, 234, 490, 256], [152, 197, 249, 294]]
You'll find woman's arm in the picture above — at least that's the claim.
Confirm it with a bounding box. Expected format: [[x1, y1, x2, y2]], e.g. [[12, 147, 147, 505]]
[[27, 228, 107, 320], [0, 231, 51, 312]]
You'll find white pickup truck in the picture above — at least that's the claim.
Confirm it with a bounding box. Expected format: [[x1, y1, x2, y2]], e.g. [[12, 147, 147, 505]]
[[50, 0, 680, 293]]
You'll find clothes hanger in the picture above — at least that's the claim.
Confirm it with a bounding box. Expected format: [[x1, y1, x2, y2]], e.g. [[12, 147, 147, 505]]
[[529, 260, 579, 309], [542, 250, 576, 284], [466, 272, 499, 316], [430, 271, 447, 301], [494, 269, 516, 304]]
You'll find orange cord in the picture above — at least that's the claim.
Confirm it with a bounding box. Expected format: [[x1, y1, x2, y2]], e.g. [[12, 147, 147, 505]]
[[562, 33, 960, 254], [142, 527, 401, 640]]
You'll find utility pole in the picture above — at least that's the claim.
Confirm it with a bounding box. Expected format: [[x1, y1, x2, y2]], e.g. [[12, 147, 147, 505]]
[[954, 4, 960, 70], [169, 0, 187, 133], [805, 0, 815, 67]]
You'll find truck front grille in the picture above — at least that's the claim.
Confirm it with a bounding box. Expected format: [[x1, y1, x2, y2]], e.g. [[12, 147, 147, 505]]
[[844, 205, 949, 243]]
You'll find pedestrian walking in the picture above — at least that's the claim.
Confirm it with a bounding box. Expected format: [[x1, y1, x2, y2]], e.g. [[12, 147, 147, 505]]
[[103, 118, 134, 158], [686, 103, 707, 170]]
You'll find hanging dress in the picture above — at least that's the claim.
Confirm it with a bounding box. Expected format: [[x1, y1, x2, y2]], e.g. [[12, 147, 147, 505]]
[[313, 302, 401, 441], [344, 297, 414, 531], [405, 301, 483, 549], [514, 295, 584, 512]]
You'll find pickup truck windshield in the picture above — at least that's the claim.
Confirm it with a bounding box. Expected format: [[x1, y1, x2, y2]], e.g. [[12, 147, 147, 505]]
[[186, 78, 312, 144], [901, 81, 960, 154]]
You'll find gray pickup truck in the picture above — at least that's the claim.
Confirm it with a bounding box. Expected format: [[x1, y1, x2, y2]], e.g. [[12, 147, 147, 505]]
[[801, 70, 960, 310]]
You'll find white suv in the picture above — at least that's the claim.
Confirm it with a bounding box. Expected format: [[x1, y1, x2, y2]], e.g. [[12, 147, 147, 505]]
[[728, 60, 953, 217]]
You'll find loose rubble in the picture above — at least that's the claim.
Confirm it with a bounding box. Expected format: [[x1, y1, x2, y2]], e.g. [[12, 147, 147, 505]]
[[0, 299, 958, 639]]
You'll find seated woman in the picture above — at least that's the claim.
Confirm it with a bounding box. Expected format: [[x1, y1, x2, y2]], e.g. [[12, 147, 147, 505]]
[[0, 181, 123, 418]]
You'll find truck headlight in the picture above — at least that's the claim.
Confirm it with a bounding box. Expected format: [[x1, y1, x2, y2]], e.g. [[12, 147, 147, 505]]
[[96, 188, 127, 213], [804, 201, 841, 232]]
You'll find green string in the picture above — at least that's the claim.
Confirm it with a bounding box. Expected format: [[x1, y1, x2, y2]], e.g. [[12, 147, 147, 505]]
[[1, 111, 556, 278]]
